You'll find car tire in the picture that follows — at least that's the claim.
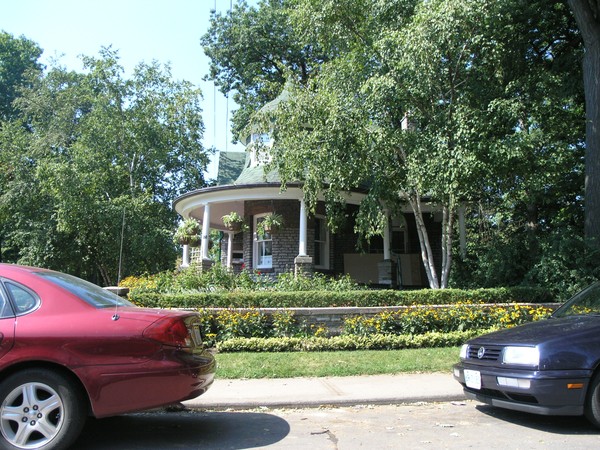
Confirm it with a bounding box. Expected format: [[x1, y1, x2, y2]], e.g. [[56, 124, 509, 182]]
[[585, 372, 600, 428], [0, 369, 86, 450]]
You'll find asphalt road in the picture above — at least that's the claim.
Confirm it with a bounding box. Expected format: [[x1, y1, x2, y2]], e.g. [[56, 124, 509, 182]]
[[72, 401, 600, 449]]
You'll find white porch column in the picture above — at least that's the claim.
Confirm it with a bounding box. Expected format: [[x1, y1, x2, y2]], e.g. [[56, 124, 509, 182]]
[[295, 198, 313, 276], [201, 203, 211, 260], [378, 209, 397, 287], [181, 244, 190, 268], [227, 232, 234, 267], [383, 210, 391, 260], [298, 198, 308, 256]]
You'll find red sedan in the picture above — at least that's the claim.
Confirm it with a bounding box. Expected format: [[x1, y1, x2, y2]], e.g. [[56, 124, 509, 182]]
[[0, 264, 216, 449]]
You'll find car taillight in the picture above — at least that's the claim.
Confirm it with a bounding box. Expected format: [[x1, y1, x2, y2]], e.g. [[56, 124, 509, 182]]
[[143, 317, 193, 350]]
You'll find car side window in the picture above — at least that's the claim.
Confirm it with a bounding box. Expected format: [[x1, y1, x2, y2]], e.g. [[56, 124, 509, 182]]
[[4, 281, 39, 315], [0, 285, 14, 318]]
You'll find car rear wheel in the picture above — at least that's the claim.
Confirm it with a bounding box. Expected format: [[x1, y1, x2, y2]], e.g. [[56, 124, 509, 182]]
[[0, 369, 86, 450], [585, 372, 600, 428]]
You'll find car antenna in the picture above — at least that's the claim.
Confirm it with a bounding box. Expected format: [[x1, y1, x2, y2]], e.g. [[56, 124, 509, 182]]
[[113, 208, 126, 321]]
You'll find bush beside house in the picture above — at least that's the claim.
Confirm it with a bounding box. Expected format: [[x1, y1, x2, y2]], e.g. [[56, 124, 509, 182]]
[[129, 286, 552, 309]]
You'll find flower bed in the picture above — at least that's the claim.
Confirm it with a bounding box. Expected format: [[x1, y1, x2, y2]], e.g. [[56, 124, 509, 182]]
[[196, 303, 555, 350]]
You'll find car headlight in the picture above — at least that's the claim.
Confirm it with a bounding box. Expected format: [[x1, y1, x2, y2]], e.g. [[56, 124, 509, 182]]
[[502, 346, 539, 366], [459, 344, 468, 359]]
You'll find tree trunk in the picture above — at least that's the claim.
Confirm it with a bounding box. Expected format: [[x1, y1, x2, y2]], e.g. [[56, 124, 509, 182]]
[[568, 0, 600, 245], [440, 203, 454, 289], [97, 264, 113, 287], [408, 192, 440, 289]]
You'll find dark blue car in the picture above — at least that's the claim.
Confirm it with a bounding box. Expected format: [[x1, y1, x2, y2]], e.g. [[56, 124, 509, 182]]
[[453, 282, 600, 427]]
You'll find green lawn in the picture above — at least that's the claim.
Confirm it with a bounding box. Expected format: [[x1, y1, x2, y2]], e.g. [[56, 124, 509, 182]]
[[215, 346, 460, 379]]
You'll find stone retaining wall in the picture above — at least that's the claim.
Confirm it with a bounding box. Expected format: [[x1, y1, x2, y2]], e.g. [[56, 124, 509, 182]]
[[201, 303, 560, 336]]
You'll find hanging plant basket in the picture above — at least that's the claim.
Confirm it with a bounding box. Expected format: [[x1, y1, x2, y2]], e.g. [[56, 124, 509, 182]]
[[174, 218, 201, 247], [257, 212, 284, 239], [184, 235, 202, 247], [222, 212, 248, 233]]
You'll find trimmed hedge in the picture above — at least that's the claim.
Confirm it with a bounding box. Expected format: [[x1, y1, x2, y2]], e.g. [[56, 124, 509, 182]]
[[216, 329, 488, 352], [130, 286, 552, 309]]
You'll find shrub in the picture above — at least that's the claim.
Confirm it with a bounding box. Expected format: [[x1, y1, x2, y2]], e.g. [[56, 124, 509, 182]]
[[195, 308, 320, 347], [216, 330, 486, 353], [341, 303, 553, 336], [130, 287, 552, 309], [271, 310, 309, 337], [121, 265, 365, 294]]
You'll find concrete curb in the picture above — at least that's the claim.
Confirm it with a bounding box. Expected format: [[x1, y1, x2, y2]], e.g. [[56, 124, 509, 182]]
[[183, 373, 467, 411]]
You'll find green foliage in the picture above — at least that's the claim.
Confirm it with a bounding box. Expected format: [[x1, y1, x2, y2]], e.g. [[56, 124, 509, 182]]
[[524, 231, 600, 300], [122, 265, 366, 295], [256, 212, 284, 238], [173, 219, 202, 246], [221, 211, 249, 232], [201, 0, 328, 141], [272, 271, 361, 292], [342, 304, 552, 336], [204, 0, 585, 291], [0, 46, 211, 283], [0, 32, 45, 264], [197, 308, 320, 347], [2, 1, 588, 295], [451, 227, 598, 301], [125, 266, 553, 350], [128, 280, 552, 309], [199, 301, 551, 351], [271, 310, 310, 337], [259, 0, 565, 288], [216, 330, 484, 353], [214, 309, 270, 341], [0, 31, 43, 121]]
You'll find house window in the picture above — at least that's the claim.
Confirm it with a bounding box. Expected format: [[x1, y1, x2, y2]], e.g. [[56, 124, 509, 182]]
[[314, 216, 329, 269], [254, 215, 273, 269]]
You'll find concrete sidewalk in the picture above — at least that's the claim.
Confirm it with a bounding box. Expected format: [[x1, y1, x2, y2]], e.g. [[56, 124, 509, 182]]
[[183, 373, 466, 410]]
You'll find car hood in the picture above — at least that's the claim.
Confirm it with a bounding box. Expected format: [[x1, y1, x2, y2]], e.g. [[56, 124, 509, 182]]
[[471, 315, 600, 346], [469, 316, 600, 370]]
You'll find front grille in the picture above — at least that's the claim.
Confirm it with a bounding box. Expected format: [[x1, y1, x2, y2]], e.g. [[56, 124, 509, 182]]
[[467, 344, 503, 362]]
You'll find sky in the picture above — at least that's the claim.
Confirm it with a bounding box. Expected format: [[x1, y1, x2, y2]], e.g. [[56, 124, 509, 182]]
[[0, 0, 246, 180]]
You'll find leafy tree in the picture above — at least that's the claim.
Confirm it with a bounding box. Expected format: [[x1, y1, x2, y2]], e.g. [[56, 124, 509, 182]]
[[0, 31, 43, 121], [0, 31, 44, 262], [201, 0, 329, 141], [1, 48, 210, 284], [449, 0, 586, 291], [260, 0, 516, 288], [203, 0, 585, 290]]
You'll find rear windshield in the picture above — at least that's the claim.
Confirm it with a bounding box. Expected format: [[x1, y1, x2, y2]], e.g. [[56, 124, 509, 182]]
[[36, 272, 135, 308]]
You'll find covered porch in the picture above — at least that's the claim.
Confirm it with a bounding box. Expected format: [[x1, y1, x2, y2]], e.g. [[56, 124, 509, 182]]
[[173, 183, 469, 288]]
